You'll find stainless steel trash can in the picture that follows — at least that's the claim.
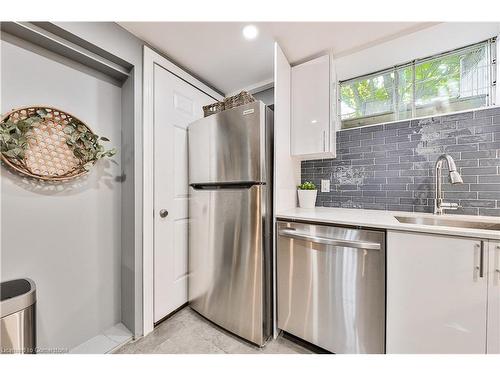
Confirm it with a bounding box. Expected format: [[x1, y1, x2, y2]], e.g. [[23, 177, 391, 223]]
[[1, 279, 36, 354]]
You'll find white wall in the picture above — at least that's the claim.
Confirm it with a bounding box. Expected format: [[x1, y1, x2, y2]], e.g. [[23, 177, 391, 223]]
[[335, 22, 500, 81], [53, 22, 145, 337], [253, 88, 274, 106], [1, 39, 122, 351]]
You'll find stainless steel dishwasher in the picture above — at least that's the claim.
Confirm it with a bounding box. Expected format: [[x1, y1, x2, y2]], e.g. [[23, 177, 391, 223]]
[[277, 220, 385, 354]]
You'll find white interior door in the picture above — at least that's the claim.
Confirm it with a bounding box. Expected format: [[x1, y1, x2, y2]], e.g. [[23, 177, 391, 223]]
[[153, 64, 214, 322]]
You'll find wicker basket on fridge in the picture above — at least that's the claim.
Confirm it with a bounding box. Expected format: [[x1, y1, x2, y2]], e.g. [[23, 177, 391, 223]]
[[223, 91, 255, 110], [202, 101, 224, 117], [202, 91, 256, 117]]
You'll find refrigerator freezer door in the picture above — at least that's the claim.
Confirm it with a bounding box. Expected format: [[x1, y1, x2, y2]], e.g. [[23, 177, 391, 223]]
[[188, 184, 270, 346], [188, 101, 266, 185]]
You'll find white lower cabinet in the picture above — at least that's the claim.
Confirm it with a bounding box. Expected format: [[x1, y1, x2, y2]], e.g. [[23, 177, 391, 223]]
[[488, 240, 500, 354], [387, 231, 490, 354]]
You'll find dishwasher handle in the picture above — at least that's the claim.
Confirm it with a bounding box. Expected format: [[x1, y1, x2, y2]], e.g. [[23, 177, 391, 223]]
[[278, 228, 381, 250]]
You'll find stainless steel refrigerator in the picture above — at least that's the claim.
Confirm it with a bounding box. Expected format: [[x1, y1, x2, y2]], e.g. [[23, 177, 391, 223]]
[[188, 101, 273, 346]]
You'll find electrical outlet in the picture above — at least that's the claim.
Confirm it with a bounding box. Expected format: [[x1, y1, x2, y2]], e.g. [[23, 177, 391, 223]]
[[321, 179, 330, 193]]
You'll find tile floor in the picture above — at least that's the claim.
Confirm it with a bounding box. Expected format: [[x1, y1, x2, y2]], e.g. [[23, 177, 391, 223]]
[[114, 307, 313, 354], [71, 323, 132, 354]]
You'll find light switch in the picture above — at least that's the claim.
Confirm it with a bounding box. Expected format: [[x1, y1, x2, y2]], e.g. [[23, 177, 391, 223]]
[[321, 179, 330, 193]]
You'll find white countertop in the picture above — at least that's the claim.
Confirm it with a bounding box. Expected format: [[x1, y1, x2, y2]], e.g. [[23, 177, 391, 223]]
[[276, 207, 500, 240]]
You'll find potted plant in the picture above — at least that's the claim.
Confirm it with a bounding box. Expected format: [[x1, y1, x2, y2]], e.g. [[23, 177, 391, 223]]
[[297, 181, 318, 208]]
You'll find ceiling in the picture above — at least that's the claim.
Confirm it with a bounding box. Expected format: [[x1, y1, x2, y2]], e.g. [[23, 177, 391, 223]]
[[119, 22, 437, 94]]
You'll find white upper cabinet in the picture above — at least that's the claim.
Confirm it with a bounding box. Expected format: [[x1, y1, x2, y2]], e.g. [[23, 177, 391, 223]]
[[291, 55, 335, 159]]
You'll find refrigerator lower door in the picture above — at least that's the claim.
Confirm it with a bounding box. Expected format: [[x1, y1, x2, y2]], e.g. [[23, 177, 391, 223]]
[[188, 184, 270, 346]]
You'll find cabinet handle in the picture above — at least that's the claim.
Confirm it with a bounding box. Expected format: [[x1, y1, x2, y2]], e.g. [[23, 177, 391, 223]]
[[496, 245, 500, 279], [474, 242, 483, 279], [479, 241, 485, 278], [323, 130, 327, 152]]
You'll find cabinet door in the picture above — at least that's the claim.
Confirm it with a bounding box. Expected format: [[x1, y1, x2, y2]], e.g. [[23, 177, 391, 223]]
[[291, 55, 332, 157], [488, 240, 500, 354], [387, 231, 488, 354]]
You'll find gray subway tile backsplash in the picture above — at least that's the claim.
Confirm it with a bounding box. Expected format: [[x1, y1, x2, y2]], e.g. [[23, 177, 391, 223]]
[[301, 107, 500, 217], [479, 208, 500, 216]]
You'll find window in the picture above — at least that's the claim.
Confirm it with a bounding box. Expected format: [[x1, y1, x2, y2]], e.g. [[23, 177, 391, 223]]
[[339, 39, 497, 129]]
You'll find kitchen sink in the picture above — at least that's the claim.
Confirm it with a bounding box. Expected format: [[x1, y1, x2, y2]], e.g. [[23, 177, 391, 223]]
[[394, 216, 500, 231]]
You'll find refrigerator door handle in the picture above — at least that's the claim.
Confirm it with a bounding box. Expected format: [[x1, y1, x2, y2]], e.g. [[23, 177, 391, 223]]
[[278, 228, 381, 250], [190, 182, 263, 190]]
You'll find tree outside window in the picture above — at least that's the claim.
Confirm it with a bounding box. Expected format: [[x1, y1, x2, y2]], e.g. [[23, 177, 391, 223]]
[[340, 41, 493, 129]]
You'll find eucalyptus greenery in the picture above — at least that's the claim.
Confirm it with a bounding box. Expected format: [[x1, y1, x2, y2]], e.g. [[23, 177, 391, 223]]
[[63, 117, 116, 171], [298, 181, 316, 190], [0, 109, 46, 160], [0, 108, 116, 174]]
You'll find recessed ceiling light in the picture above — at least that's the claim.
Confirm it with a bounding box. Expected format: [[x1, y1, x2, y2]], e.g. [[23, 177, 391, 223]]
[[242, 25, 258, 40]]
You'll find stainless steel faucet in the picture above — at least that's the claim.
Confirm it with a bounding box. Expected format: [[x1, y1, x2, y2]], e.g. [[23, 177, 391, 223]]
[[434, 154, 463, 215]]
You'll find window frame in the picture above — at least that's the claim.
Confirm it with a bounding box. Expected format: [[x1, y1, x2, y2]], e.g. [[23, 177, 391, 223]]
[[338, 38, 497, 129]]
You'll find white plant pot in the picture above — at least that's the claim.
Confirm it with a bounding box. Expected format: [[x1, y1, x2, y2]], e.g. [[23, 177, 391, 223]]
[[297, 189, 317, 208]]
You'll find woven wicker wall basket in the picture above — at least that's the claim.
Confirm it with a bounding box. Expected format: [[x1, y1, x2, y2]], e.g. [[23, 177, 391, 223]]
[[1, 106, 96, 182]]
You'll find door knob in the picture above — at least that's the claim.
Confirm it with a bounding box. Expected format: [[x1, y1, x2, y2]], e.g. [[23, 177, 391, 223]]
[[159, 209, 169, 218]]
